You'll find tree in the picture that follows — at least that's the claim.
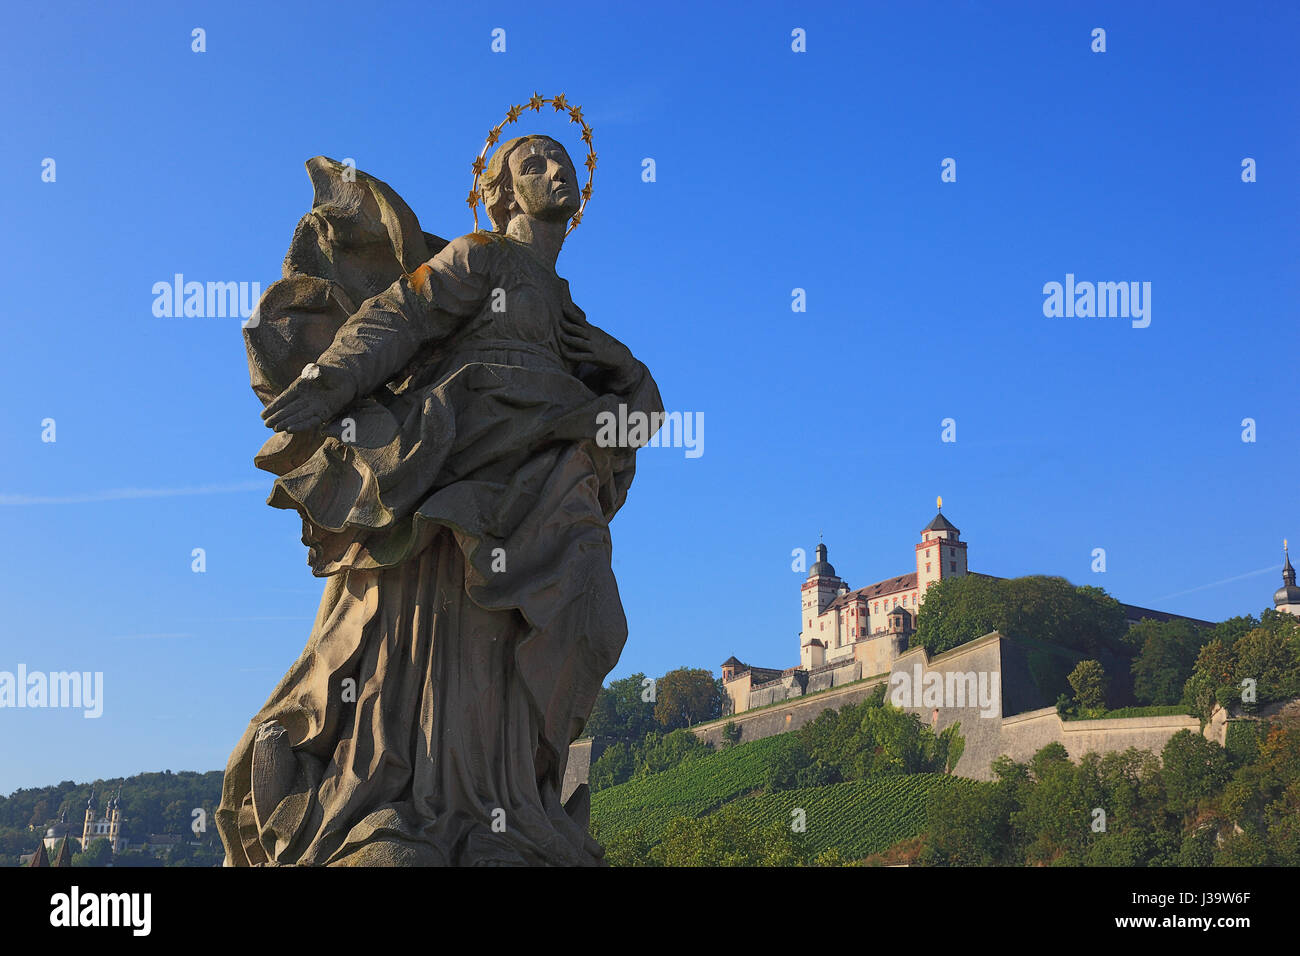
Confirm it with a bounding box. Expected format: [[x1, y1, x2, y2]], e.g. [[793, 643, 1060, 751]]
[[919, 780, 1017, 866], [649, 804, 808, 866], [633, 730, 711, 779], [583, 673, 658, 742], [588, 742, 636, 792], [1067, 660, 1108, 711], [27, 799, 51, 830], [913, 574, 1127, 658], [71, 837, 113, 868], [1161, 730, 1230, 816], [1129, 619, 1206, 705], [1183, 639, 1237, 720], [653, 667, 723, 731], [1232, 618, 1300, 707]]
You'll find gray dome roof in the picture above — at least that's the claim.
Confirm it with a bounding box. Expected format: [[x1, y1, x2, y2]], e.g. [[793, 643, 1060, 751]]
[[807, 543, 836, 579]]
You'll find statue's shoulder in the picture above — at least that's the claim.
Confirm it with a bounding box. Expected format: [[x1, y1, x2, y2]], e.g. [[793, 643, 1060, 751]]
[[436, 231, 513, 263]]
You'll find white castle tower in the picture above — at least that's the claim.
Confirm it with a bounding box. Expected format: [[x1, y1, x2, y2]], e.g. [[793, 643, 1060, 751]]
[[800, 543, 843, 669], [915, 496, 967, 596]]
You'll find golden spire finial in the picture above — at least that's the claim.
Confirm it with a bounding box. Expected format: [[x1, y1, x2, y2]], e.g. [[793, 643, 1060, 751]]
[[937, 495, 943, 511]]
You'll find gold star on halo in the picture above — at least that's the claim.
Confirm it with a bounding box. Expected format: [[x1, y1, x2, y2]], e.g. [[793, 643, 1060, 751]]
[[471, 156, 486, 176], [505, 104, 523, 123], [569, 210, 583, 226], [567, 105, 584, 123], [581, 183, 593, 200], [551, 93, 568, 112], [466, 189, 481, 208], [528, 92, 545, 112], [584, 152, 597, 172], [486, 127, 502, 146]]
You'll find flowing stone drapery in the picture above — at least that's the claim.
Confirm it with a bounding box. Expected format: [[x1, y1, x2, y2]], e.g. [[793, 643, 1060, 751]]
[[218, 157, 661, 866]]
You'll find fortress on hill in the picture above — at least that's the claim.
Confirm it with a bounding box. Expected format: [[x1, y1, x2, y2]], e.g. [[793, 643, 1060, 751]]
[[719, 504, 1213, 716], [559, 510, 1299, 792]]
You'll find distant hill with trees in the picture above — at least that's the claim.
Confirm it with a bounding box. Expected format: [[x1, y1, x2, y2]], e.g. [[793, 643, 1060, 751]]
[[0, 770, 224, 867]]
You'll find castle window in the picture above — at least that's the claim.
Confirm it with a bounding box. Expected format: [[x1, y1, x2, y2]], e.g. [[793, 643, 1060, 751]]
[[950, 562, 956, 571], [926, 563, 931, 573]]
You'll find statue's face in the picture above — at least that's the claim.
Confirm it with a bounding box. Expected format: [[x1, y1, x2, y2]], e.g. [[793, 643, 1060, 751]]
[[507, 139, 580, 223]]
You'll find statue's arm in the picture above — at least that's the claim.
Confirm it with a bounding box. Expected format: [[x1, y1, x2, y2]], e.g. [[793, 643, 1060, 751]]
[[262, 236, 490, 433]]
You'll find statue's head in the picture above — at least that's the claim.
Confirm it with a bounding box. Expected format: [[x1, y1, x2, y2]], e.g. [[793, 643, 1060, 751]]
[[481, 135, 580, 232]]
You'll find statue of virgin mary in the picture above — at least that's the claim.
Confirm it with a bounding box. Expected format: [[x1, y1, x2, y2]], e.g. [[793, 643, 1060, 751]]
[[216, 130, 662, 866]]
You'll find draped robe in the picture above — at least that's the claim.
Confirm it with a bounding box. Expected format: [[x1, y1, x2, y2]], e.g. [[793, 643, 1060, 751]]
[[217, 172, 662, 866]]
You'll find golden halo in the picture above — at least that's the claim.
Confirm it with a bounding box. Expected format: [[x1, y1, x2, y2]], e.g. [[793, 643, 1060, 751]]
[[467, 92, 596, 237]]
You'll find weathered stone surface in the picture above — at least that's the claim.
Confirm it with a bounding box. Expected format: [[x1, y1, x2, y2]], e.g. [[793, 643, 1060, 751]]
[[219, 137, 660, 866]]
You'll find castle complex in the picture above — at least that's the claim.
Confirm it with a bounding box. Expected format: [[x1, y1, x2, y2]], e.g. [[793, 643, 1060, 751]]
[[720, 504, 1226, 716]]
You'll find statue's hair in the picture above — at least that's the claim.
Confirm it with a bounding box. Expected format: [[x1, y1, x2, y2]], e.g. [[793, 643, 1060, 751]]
[[481, 134, 566, 232]]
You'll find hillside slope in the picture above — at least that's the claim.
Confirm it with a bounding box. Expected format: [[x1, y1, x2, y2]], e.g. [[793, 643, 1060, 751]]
[[589, 733, 980, 861]]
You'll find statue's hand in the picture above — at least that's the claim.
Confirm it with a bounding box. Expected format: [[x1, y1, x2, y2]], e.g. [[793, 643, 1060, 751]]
[[261, 363, 358, 433], [559, 308, 634, 377]]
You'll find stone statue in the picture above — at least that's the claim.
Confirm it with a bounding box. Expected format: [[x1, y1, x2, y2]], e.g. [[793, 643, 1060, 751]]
[[217, 130, 662, 866]]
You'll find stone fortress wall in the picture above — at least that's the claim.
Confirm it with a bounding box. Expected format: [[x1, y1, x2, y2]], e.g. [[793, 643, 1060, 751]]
[[565, 630, 1241, 798]]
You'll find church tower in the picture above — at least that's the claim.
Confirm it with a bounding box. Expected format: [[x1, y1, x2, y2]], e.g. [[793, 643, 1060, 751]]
[[916, 497, 967, 601], [80, 790, 96, 851], [106, 789, 123, 854], [1275, 540, 1300, 616]]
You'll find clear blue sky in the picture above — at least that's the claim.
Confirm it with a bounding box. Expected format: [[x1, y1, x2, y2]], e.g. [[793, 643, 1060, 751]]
[[1, 1, 1295, 793]]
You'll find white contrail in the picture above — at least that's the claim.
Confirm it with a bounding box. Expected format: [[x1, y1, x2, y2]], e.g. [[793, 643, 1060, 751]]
[[0, 480, 264, 505], [1154, 565, 1280, 602]]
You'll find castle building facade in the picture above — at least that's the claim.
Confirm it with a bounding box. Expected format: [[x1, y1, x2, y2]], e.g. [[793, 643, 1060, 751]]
[[721, 506, 1215, 716]]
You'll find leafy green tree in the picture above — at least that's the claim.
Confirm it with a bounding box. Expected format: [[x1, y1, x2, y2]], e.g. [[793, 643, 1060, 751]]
[[583, 673, 657, 742], [1233, 618, 1300, 707], [1161, 731, 1231, 816], [649, 804, 808, 866], [1183, 639, 1238, 719], [1129, 618, 1206, 705], [653, 667, 723, 730], [71, 837, 113, 868], [913, 575, 1127, 658], [1067, 660, 1108, 711], [919, 778, 1018, 865], [632, 730, 711, 779], [589, 742, 636, 792]]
